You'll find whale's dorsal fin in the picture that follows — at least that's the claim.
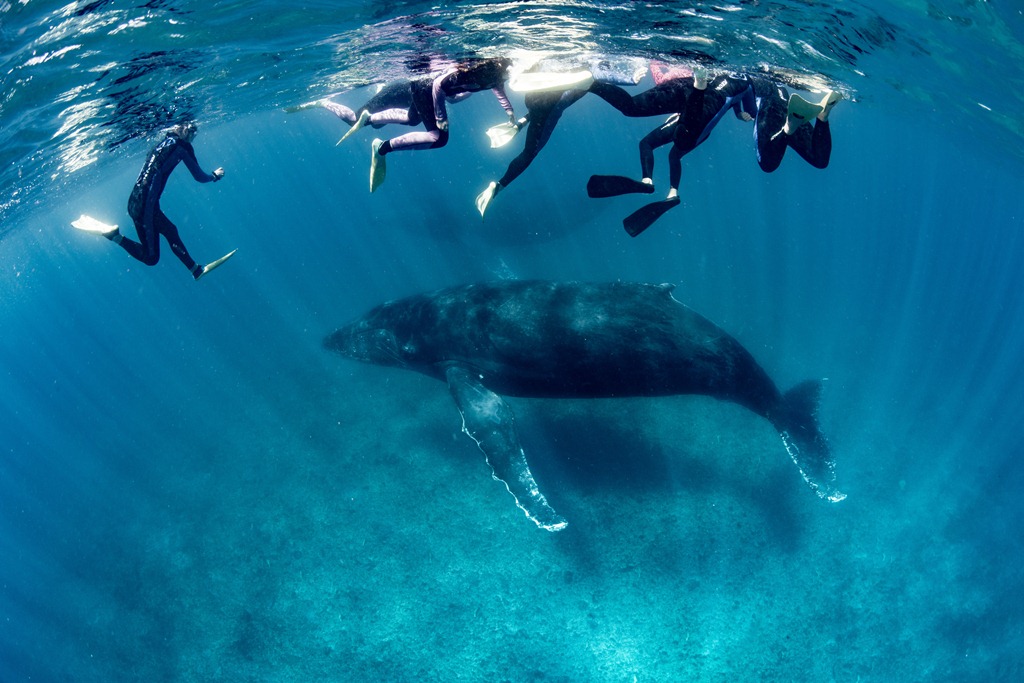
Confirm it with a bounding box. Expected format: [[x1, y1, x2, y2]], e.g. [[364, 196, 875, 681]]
[[445, 364, 568, 532], [653, 282, 683, 304]]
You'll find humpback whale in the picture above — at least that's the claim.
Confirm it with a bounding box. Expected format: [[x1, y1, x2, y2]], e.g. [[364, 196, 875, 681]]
[[324, 280, 844, 531]]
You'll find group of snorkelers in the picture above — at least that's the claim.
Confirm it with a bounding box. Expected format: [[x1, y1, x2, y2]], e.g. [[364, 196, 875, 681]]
[[73, 55, 841, 278]]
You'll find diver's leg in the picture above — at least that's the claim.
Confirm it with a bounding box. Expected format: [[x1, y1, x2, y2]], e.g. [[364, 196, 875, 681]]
[[114, 201, 160, 266], [321, 100, 357, 124], [380, 80, 448, 152], [667, 144, 684, 198], [478, 102, 553, 218], [377, 128, 445, 154], [367, 107, 418, 127], [497, 104, 554, 189], [588, 81, 638, 115], [639, 116, 678, 185], [156, 210, 201, 277], [665, 79, 708, 196], [754, 97, 787, 173], [788, 119, 832, 169], [592, 79, 688, 117]]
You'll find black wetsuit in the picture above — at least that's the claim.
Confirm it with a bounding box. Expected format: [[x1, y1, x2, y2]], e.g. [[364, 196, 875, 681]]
[[592, 74, 831, 183], [498, 88, 587, 189], [592, 75, 757, 188], [749, 77, 832, 172], [121, 133, 217, 272], [589, 78, 694, 118]]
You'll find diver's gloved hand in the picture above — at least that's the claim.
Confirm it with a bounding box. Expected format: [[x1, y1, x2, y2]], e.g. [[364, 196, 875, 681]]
[[212, 167, 225, 181]]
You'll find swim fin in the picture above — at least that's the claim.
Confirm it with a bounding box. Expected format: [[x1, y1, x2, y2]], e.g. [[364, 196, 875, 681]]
[[283, 100, 322, 114], [622, 197, 680, 237], [71, 214, 118, 235], [779, 92, 824, 136], [194, 249, 237, 281], [587, 175, 656, 199], [817, 90, 842, 121], [485, 120, 523, 148], [509, 70, 594, 93], [475, 181, 501, 218], [337, 109, 371, 145], [370, 138, 386, 192]]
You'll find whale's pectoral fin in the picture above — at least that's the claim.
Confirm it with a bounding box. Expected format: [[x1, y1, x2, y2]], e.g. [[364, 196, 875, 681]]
[[445, 365, 568, 532], [777, 380, 846, 503]]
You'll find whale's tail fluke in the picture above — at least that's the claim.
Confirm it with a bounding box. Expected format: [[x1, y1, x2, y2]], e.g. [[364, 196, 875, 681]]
[[774, 380, 846, 502]]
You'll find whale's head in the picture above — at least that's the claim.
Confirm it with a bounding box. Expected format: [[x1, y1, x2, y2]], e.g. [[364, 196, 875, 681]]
[[323, 316, 407, 368], [323, 296, 434, 369]]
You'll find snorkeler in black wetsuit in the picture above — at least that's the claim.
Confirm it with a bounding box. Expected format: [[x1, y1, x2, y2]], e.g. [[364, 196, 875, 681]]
[[588, 69, 841, 235], [473, 86, 585, 218], [103, 122, 233, 280], [587, 68, 758, 235], [588, 69, 755, 189], [749, 76, 839, 172], [369, 57, 516, 192], [472, 57, 649, 218]]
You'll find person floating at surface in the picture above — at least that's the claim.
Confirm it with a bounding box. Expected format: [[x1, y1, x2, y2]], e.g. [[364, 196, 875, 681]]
[[71, 121, 234, 280], [286, 77, 432, 145], [473, 87, 579, 218], [587, 66, 760, 235], [369, 57, 516, 193], [474, 58, 648, 219], [588, 66, 842, 235], [749, 76, 841, 173]]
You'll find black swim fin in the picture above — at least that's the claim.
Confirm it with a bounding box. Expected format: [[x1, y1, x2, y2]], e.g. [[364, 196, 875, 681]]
[[623, 197, 681, 237], [587, 175, 656, 198]]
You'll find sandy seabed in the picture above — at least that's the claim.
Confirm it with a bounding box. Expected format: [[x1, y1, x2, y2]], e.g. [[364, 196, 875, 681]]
[[34, 358, 1018, 683]]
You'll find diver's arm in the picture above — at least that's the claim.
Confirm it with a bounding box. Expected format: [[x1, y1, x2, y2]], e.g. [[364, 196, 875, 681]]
[[178, 142, 219, 183], [491, 86, 515, 121]]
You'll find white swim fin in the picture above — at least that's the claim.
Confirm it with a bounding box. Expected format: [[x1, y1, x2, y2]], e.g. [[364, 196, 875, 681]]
[[780, 92, 824, 136], [475, 181, 501, 218], [71, 214, 118, 235], [509, 69, 594, 93], [817, 90, 843, 121], [485, 120, 523, 148], [283, 100, 322, 114], [370, 139, 386, 193], [337, 109, 371, 146], [194, 249, 237, 281]]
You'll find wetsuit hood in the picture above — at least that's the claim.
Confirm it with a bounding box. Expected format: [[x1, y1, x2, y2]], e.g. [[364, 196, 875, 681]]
[[164, 121, 198, 143]]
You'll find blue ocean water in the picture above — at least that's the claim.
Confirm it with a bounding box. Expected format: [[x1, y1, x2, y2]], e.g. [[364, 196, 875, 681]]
[[2, 1, 1023, 681]]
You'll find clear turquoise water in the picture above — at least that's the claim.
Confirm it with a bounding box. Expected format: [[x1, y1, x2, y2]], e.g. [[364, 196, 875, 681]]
[[2, 1, 1023, 681]]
